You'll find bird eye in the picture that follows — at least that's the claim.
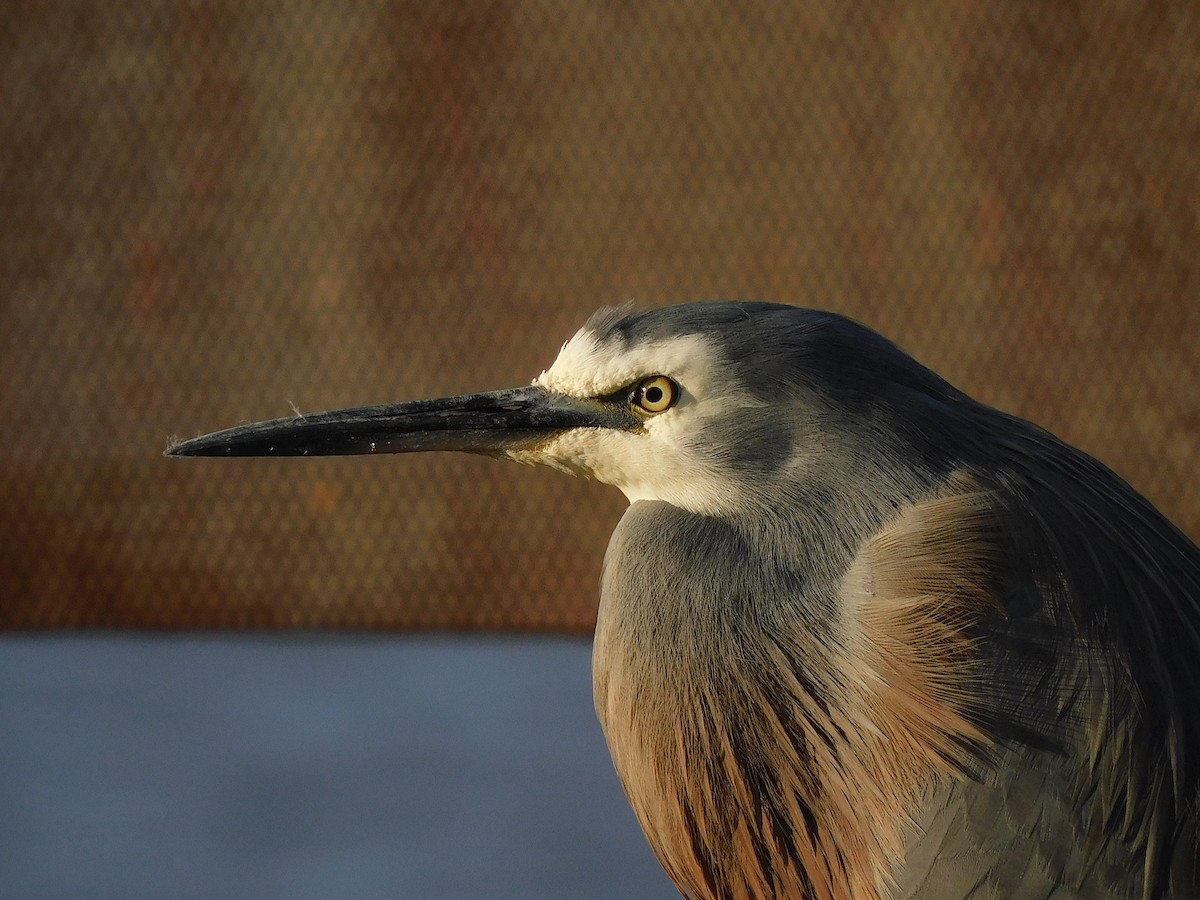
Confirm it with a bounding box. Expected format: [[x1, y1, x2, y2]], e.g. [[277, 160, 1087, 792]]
[[632, 375, 678, 415]]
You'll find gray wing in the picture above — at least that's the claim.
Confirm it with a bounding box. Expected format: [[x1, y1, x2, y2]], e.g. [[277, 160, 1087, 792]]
[[896, 415, 1200, 899], [894, 749, 1187, 899]]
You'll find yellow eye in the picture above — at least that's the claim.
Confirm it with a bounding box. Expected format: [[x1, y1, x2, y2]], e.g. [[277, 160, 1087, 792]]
[[632, 375, 679, 414]]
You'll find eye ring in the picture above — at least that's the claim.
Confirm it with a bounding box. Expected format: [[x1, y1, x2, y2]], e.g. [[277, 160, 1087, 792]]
[[632, 375, 679, 415]]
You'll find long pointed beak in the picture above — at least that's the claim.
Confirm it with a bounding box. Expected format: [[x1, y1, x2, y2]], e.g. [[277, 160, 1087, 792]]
[[166, 385, 625, 458]]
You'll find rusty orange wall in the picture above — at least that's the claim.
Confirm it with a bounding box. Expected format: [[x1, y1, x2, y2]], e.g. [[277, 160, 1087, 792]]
[[2, 2, 1197, 630]]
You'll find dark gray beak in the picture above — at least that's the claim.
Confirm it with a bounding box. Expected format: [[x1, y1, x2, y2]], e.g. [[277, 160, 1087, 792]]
[[166, 385, 625, 458]]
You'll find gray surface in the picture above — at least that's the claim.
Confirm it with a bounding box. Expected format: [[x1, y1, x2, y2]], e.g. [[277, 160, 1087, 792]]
[[0, 636, 673, 899]]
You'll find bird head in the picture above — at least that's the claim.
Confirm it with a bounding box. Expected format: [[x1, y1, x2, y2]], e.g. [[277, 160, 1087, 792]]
[[168, 302, 961, 518]]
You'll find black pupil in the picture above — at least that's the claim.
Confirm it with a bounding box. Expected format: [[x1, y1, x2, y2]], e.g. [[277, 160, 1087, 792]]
[[644, 385, 663, 405]]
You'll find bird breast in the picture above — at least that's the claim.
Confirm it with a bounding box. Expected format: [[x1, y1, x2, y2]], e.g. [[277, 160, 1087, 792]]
[[592, 487, 1001, 900]]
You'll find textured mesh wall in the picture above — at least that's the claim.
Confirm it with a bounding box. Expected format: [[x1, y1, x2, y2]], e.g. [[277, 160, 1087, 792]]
[[3, 2, 1198, 632]]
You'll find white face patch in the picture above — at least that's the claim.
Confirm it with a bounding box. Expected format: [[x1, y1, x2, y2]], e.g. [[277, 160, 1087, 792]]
[[505, 425, 745, 514], [536, 330, 718, 400], [515, 327, 760, 515]]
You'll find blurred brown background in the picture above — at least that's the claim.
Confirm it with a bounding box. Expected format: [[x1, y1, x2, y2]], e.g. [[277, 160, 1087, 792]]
[[3, 2, 1198, 633]]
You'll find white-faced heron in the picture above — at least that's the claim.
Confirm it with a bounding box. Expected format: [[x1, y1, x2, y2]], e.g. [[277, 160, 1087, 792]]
[[169, 302, 1200, 899]]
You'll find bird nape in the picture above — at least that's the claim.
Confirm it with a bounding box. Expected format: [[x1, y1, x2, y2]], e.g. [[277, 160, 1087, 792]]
[[169, 301, 1200, 900]]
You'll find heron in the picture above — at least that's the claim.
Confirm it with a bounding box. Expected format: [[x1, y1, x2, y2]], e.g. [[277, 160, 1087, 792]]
[[169, 301, 1200, 899]]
